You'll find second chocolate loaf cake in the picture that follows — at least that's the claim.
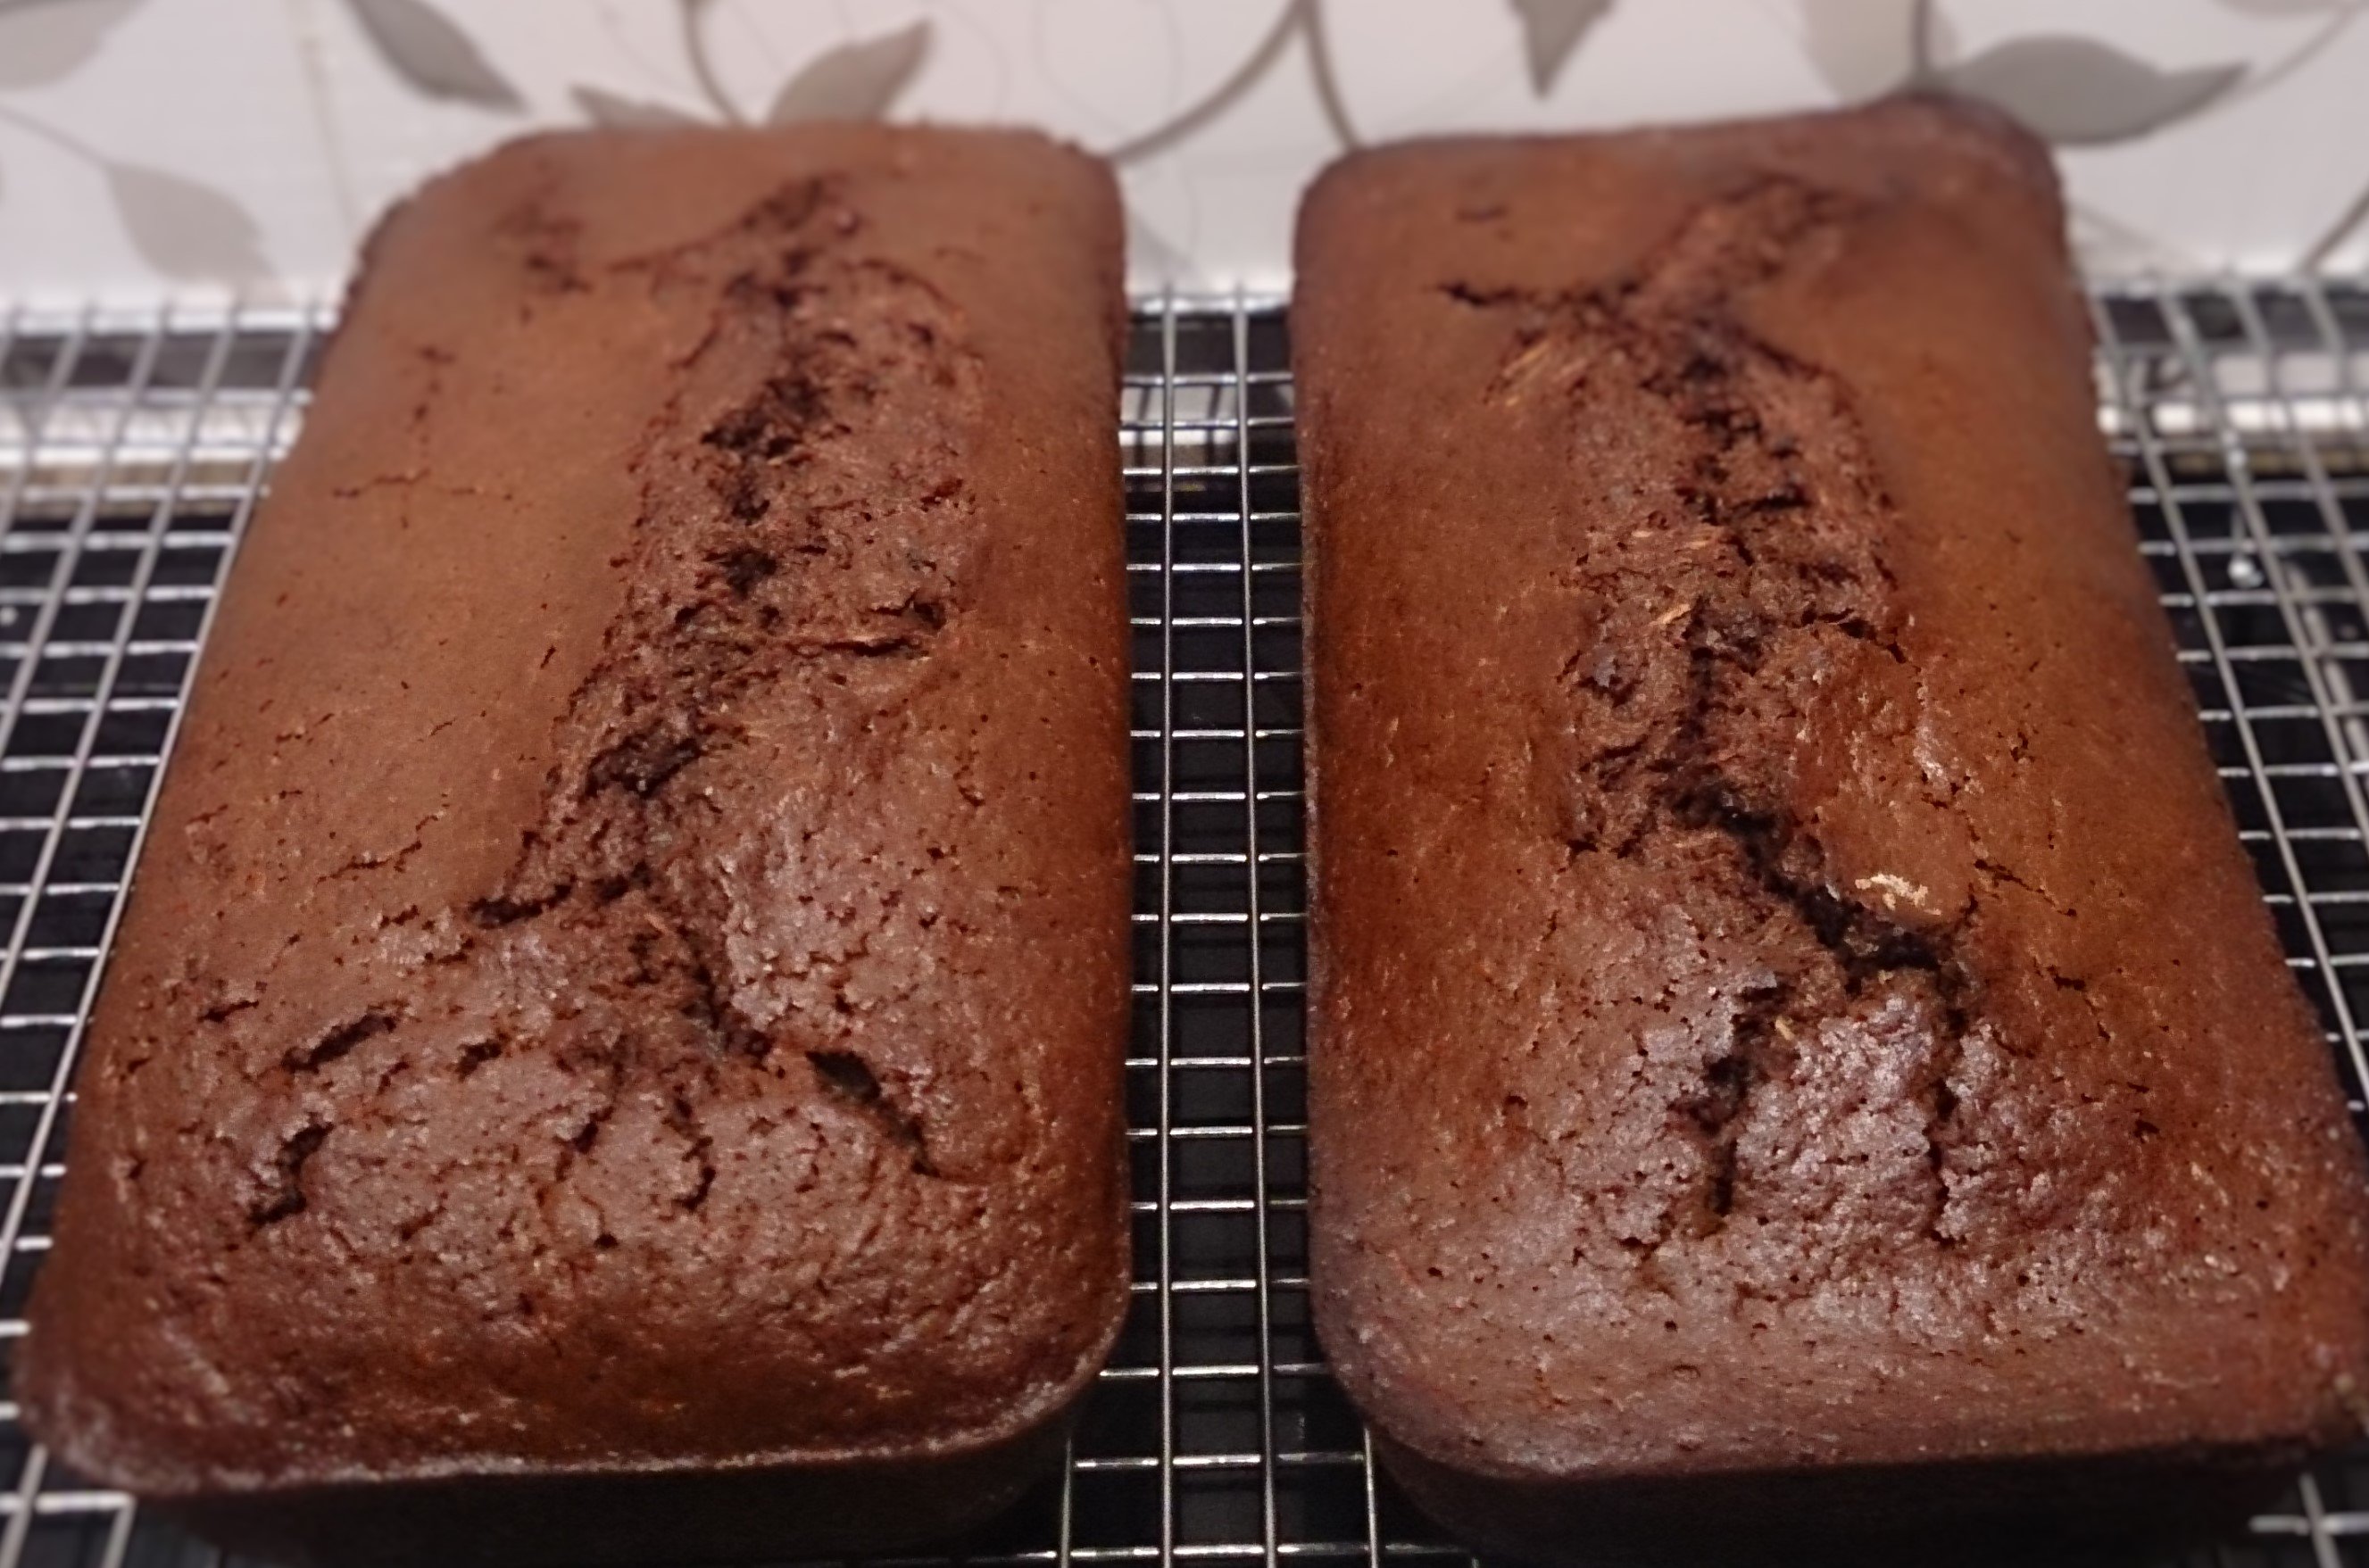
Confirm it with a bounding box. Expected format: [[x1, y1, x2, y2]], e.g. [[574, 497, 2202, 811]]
[[1297, 99, 2369, 1563], [22, 127, 1132, 1566]]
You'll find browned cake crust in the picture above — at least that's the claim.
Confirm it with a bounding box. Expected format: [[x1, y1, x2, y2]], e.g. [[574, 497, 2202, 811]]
[[20, 126, 1132, 1565], [1296, 98, 2369, 1564]]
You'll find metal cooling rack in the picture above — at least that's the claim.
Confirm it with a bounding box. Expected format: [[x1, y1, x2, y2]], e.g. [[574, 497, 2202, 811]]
[[0, 285, 2364, 1568]]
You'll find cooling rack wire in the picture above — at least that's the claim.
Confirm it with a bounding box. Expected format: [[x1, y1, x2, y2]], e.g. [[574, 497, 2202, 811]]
[[0, 282, 2362, 1567]]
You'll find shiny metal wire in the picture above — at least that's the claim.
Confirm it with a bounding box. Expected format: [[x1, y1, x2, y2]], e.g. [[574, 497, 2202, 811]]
[[0, 285, 2361, 1567]]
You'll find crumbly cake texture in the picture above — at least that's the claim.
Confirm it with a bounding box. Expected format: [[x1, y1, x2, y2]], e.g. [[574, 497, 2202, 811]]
[[1296, 98, 2369, 1563], [21, 126, 1131, 1564]]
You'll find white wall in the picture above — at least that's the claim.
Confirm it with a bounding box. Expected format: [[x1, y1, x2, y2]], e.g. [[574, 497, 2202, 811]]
[[0, 0, 2364, 306]]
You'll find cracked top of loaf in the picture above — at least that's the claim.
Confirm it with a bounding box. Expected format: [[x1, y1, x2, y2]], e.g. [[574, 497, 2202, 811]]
[[21, 125, 1132, 1496], [1297, 97, 2369, 1481]]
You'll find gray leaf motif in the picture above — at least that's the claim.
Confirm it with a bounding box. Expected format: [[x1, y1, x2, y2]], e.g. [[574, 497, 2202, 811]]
[[104, 161, 270, 284], [573, 85, 704, 129], [1506, 0, 1611, 95], [1933, 37, 2243, 145], [1797, 0, 1956, 100], [345, 0, 523, 110], [0, 0, 144, 91], [768, 20, 932, 123]]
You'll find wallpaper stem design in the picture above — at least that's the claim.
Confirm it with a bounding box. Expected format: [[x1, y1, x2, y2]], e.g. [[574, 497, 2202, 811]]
[[1912, 0, 1940, 75], [5, 0, 2369, 290], [0, 96, 95, 165], [287, 0, 361, 239], [575, 1, 931, 129], [678, 0, 743, 124], [1106, 0, 1360, 165], [2213, 0, 2365, 113], [2305, 182, 2369, 271], [1297, 0, 1359, 155]]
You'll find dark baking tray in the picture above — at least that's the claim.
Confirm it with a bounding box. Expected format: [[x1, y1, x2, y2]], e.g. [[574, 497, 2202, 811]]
[[0, 285, 2363, 1567]]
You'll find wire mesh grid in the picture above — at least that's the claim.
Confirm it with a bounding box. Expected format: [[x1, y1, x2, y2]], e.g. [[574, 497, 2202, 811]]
[[0, 284, 2361, 1567]]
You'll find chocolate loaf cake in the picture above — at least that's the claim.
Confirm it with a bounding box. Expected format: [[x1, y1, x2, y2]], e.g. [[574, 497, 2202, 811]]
[[21, 126, 1132, 1566], [1296, 99, 2369, 1564]]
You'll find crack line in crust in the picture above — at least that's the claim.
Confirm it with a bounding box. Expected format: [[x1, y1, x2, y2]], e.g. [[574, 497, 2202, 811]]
[[1451, 178, 1975, 1244], [808, 1049, 938, 1176], [474, 177, 980, 1146], [222, 178, 987, 1232]]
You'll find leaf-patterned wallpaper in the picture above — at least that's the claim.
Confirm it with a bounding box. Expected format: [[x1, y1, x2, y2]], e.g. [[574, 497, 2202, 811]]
[[0, 0, 2364, 303]]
